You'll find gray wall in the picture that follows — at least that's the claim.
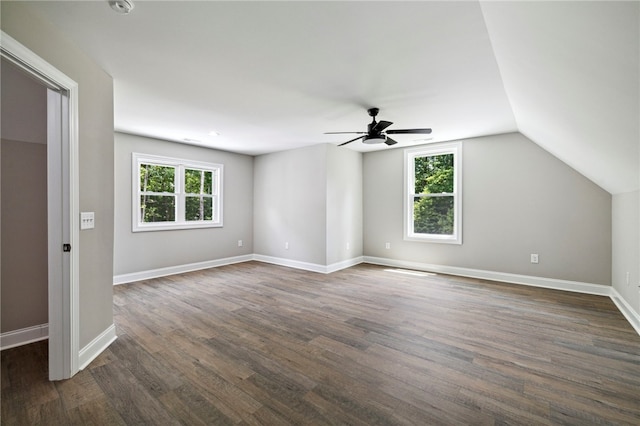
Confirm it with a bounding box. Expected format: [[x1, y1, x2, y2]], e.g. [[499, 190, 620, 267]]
[[254, 144, 328, 265], [1, 57, 48, 334], [114, 133, 254, 276], [1, 57, 47, 144], [254, 143, 363, 267], [612, 190, 640, 315], [1, 140, 48, 332], [326, 144, 363, 265], [363, 132, 612, 285], [2, 1, 115, 347]]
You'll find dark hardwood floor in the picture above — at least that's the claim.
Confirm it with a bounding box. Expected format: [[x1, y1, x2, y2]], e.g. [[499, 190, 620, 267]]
[[2, 262, 640, 425]]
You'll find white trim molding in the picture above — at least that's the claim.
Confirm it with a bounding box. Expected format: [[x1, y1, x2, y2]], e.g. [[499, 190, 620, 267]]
[[326, 256, 365, 274], [132, 153, 224, 232], [609, 288, 640, 336], [364, 256, 610, 295], [114, 254, 253, 285], [79, 324, 117, 370], [0, 324, 49, 351], [253, 255, 328, 273], [253, 254, 364, 274], [115, 254, 365, 285], [404, 142, 463, 245], [1, 30, 80, 380]]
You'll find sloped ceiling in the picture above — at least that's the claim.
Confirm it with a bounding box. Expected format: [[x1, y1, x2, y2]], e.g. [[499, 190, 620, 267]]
[[480, 1, 639, 194], [15, 1, 639, 194]]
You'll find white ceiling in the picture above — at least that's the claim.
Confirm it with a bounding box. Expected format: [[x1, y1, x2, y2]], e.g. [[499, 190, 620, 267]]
[[24, 1, 639, 194]]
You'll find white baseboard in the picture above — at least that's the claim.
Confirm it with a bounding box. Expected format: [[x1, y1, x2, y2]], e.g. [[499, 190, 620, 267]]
[[0, 323, 48, 351], [610, 288, 640, 336], [79, 323, 117, 370], [253, 254, 328, 273], [253, 254, 363, 274], [326, 256, 364, 273], [113, 254, 254, 285], [363, 256, 610, 296]]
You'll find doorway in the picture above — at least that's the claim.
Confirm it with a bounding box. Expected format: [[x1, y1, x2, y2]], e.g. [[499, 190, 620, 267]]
[[1, 58, 49, 349], [1, 31, 79, 380]]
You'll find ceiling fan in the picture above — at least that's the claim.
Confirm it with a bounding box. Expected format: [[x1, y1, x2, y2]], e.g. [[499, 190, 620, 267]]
[[326, 107, 432, 146]]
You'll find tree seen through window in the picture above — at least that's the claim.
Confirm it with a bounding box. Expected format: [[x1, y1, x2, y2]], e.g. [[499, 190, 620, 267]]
[[413, 153, 455, 235]]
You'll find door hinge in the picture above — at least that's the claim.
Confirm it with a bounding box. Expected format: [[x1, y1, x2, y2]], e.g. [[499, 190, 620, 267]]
[[63, 244, 71, 252]]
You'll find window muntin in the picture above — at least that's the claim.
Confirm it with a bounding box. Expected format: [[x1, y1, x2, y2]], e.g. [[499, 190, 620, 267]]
[[405, 143, 462, 244], [133, 153, 222, 231]]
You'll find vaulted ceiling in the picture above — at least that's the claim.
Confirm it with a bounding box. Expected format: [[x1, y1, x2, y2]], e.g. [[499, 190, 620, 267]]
[[22, 1, 639, 194]]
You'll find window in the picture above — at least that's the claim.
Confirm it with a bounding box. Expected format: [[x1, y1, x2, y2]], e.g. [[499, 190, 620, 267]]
[[405, 142, 462, 244], [132, 153, 223, 232]]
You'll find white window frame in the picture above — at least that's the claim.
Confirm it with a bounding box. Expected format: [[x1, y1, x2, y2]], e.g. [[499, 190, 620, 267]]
[[132, 153, 223, 232], [404, 142, 462, 244]]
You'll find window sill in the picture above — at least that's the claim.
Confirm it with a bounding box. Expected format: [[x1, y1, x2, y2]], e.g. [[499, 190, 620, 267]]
[[133, 222, 223, 232], [405, 234, 462, 245]]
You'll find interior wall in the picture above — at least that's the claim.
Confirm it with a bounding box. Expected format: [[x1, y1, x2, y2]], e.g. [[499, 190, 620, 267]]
[[113, 132, 254, 276], [1, 58, 47, 144], [612, 190, 640, 315], [363, 132, 612, 285], [2, 1, 115, 347], [254, 144, 328, 265], [0, 58, 49, 334], [1, 140, 48, 332], [326, 144, 363, 265]]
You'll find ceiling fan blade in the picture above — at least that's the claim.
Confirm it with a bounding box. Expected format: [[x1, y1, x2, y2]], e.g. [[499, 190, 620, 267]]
[[386, 128, 432, 135], [325, 131, 366, 135], [338, 135, 366, 146], [372, 120, 393, 133], [384, 136, 398, 146]]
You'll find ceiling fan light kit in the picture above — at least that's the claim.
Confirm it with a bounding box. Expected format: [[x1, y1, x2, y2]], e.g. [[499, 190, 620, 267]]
[[326, 107, 432, 147], [363, 136, 387, 145]]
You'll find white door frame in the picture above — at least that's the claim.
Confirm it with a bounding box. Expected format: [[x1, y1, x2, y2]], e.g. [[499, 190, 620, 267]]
[[1, 31, 80, 380]]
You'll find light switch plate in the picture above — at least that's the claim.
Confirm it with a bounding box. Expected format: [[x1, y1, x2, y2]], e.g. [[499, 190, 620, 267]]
[[80, 212, 95, 230]]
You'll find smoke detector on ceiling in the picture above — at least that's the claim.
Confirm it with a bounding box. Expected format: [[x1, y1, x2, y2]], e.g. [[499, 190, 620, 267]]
[[109, 0, 134, 15]]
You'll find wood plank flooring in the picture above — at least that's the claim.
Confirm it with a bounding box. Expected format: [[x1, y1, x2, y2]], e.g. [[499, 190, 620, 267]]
[[2, 261, 640, 424]]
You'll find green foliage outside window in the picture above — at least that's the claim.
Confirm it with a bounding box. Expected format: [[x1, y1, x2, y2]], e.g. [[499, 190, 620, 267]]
[[140, 164, 176, 223], [413, 153, 455, 235], [134, 154, 223, 231], [139, 164, 218, 223], [184, 169, 214, 221]]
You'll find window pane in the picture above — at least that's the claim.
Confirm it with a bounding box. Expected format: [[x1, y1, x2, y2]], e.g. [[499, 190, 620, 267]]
[[185, 196, 213, 221], [184, 169, 213, 195], [413, 196, 454, 235], [140, 164, 175, 193], [184, 169, 201, 194], [140, 195, 175, 222], [203, 171, 213, 195], [414, 154, 454, 194]]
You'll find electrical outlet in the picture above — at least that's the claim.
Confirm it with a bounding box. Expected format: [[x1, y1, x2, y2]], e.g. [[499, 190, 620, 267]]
[[530, 253, 539, 264], [626, 271, 630, 286], [285, 242, 289, 250], [238, 240, 243, 247], [346, 242, 350, 250], [385, 242, 391, 249]]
